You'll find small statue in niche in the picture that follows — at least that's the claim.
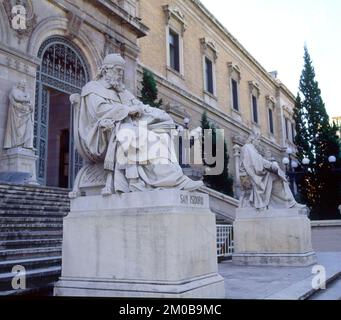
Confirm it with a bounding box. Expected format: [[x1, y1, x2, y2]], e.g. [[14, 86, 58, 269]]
[[3, 80, 34, 150]]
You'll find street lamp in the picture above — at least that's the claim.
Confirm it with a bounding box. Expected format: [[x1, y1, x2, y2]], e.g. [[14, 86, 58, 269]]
[[328, 155, 337, 172], [180, 117, 191, 168], [328, 155, 337, 164], [282, 148, 310, 194]]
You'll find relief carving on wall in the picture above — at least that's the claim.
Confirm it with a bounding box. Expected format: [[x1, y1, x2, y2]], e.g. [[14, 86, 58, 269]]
[[3, 0, 37, 38]]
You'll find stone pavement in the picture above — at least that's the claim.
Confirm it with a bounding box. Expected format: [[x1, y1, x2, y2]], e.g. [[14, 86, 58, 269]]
[[219, 252, 341, 299], [219, 227, 341, 299]]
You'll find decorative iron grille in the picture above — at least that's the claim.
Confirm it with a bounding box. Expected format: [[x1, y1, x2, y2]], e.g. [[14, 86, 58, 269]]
[[34, 36, 89, 187]]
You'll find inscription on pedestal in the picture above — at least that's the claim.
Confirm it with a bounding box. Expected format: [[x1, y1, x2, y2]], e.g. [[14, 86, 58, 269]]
[[180, 194, 204, 206]]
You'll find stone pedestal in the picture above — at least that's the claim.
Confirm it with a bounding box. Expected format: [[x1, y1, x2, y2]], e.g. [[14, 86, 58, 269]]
[[232, 207, 317, 266], [0, 148, 37, 184], [54, 190, 225, 298]]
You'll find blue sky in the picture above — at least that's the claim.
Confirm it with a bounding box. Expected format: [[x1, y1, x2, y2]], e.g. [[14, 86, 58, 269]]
[[200, 0, 341, 118]]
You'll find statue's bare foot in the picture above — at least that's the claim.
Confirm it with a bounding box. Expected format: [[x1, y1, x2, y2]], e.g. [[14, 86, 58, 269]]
[[101, 186, 112, 197]]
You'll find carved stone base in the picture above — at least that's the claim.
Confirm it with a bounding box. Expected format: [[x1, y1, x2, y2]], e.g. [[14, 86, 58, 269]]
[[232, 207, 317, 267], [0, 148, 37, 184], [54, 190, 225, 298], [69, 163, 107, 198]]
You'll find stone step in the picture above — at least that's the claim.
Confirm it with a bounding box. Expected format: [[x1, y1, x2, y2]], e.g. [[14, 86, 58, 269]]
[[0, 193, 69, 203], [0, 209, 68, 218], [0, 230, 63, 241], [0, 266, 61, 292], [0, 223, 63, 233], [0, 285, 54, 296], [0, 183, 70, 195], [0, 203, 69, 213], [0, 197, 70, 208], [0, 188, 69, 197], [0, 187, 69, 196], [0, 247, 61, 261], [0, 238, 62, 250], [0, 217, 63, 224], [0, 255, 61, 273]]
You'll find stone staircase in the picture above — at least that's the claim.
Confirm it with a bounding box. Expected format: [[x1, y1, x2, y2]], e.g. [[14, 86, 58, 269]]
[[0, 183, 70, 295]]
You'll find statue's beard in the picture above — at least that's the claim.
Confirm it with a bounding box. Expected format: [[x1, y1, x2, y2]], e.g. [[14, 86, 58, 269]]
[[112, 80, 125, 92]]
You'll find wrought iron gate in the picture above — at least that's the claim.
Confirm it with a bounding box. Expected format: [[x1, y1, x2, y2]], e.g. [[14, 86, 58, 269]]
[[34, 36, 89, 187]]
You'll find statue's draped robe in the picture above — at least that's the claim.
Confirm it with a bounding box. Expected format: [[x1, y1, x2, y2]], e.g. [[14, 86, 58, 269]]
[[79, 81, 203, 193], [239, 143, 296, 209], [4, 90, 33, 149]]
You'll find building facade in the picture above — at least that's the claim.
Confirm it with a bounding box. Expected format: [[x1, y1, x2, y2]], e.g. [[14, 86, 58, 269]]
[[0, 0, 147, 188], [0, 0, 297, 197], [137, 0, 297, 195]]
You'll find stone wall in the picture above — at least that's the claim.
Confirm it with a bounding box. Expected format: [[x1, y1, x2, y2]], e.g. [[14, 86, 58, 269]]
[[137, 0, 297, 187], [0, 0, 147, 172]]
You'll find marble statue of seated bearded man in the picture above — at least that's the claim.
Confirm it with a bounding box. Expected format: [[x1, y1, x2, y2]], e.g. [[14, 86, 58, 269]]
[[79, 53, 203, 195]]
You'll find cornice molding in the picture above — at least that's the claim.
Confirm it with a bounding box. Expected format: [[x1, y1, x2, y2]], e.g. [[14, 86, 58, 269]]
[[227, 62, 241, 81], [248, 80, 260, 97], [163, 4, 187, 34], [200, 37, 218, 61]]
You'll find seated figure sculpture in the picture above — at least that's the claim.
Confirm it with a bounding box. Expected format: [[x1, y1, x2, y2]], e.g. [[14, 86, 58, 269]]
[[239, 133, 305, 210], [73, 53, 203, 196]]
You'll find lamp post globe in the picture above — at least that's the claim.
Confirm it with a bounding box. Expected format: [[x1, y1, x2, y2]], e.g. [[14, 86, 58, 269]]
[[328, 155, 337, 164], [291, 160, 299, 169], [286, 147, 293, 155], [282, 157, 290, 165], [302, 157, 310, 166]]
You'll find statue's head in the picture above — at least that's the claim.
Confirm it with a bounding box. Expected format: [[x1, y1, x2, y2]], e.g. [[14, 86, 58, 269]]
[[97, 54, 126, 92], [246, 131, 261, 147], [17, 80, 27, 90]]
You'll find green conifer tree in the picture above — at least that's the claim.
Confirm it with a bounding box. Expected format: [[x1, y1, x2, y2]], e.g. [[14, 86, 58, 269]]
[[201, 111, 234, 196], [140, 69, 162, 108], [294, 46, 341, 218]]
